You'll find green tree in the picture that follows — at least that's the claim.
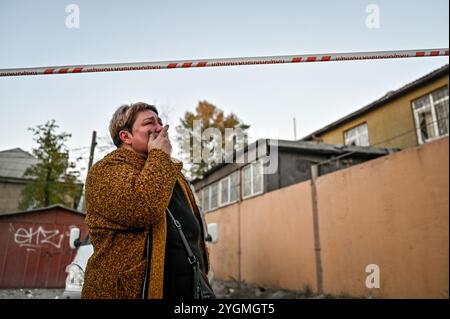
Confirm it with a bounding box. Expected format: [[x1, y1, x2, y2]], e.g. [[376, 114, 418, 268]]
[[19, 120, 82, 210], [176, 100, 250, 178]]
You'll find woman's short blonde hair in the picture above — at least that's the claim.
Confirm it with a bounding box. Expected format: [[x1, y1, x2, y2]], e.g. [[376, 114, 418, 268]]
[[109, 102, 158, 147]]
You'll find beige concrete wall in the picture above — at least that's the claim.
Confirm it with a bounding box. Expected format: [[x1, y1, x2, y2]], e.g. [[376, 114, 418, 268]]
[[205, 181, 317, 291], [0, 181, 81, 213], [205, 137, 448, 298], [317, 137, 449, 298], [0, 182, 25, 213], [205, 203, 240, 281], [239, 181, 317, 291]]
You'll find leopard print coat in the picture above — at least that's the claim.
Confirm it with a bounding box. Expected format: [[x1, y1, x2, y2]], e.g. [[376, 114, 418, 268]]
[[81, 147, 209, 299]]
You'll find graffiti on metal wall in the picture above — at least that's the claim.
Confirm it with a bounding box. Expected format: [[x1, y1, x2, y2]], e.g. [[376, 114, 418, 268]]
[[13, 225, 64, 252]]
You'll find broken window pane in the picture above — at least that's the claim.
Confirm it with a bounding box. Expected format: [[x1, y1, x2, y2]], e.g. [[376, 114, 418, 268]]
[[436, 99, 449, 136], [413, 95, 431, 110], [413, 86, 449, 143], [432, 86, 449, 103], [344, 123, 369, 146], [418, 110, 436, 140]]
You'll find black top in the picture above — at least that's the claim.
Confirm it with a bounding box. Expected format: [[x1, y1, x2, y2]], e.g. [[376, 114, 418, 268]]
[[163, 181, 205, 299]]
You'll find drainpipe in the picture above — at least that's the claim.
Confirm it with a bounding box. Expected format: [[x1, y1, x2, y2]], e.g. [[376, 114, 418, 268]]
[[310, 164, 324, 294], [238, 169, 242, 282], [238, 202, 242, 282]]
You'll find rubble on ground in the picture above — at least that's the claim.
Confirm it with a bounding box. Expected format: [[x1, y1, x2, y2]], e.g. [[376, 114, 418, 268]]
[[211, 278, 319, 299]]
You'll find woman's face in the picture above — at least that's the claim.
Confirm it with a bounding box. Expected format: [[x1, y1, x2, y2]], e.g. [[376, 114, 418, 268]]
[[125, 110, 164, 157]]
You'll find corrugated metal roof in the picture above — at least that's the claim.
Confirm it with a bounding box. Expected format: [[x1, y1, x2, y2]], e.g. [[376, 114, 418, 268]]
[[0, 204, 85, 217], [0, 148, 38, 179]]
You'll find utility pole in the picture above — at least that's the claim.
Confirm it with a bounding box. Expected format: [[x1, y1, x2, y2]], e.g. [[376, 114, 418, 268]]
[[87, 131, 97, 172], [82, 131, 97, 212]]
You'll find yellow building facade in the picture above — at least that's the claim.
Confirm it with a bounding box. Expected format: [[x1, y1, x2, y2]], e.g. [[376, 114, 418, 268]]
[[303, 65, 449, 149]]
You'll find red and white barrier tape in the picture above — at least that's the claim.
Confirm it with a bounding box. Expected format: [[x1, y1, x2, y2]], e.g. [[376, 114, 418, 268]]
[[0, 48, 448, 77]]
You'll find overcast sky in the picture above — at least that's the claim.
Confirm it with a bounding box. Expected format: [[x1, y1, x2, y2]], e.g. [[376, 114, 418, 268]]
[[0, 0, 448, 177]]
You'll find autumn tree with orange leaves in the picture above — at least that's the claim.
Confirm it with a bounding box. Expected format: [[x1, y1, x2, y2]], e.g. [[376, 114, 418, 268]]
[[176, 101, 250, 179]]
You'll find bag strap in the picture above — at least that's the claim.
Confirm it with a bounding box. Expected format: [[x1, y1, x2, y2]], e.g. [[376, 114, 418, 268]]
[[166, 208, 201, 298], [141, 229, 152, 299], [166, 208, 199, 266]]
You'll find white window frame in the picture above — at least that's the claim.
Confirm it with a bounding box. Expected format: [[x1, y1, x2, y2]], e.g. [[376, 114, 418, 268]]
[[218, 171, 240, 207], [219, 177, 230, 206], [344, 123, 370, 147], [210, 182, 219, 210], [229, 170, 240, 204], [412, 86, 449, 144], [242, 165, 252, 199], [202, 186, 210, 213], [242, 160, 264, 200], [202, 171, 241, 212], [196, 190, 203, 211]]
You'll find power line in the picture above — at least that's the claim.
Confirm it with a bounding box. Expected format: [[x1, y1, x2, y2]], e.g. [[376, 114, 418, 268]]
[[317, 115, 449, 167], [1, 117, 448, 168], [0, 144, 113, 160]]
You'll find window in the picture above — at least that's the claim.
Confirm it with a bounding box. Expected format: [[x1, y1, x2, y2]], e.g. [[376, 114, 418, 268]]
[[242, 160, 264, 199], [196, 190, 203, 210], [252, 162, 263, 194], [202, 171, 241, 212], [229, 171, 240, 203], [210, 182, 219, 210], [218, 171, 240, 206], [243, 165, 252, 198], [220, 178, 229, 205], [412, 86, 449, 144], [203, 187, 210, 212], [344, 123, 369, 146]]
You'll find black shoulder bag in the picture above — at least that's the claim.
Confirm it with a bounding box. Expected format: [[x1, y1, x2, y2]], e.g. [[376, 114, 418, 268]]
[[166, 208, 216, 299]]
